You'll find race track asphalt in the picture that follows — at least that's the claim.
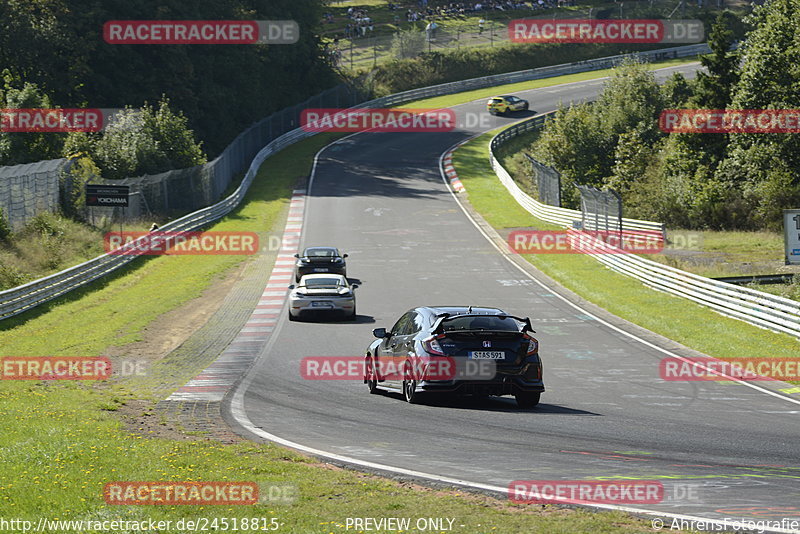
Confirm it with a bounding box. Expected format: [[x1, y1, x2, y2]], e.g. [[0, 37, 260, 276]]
[[227, 63, 800, 528]]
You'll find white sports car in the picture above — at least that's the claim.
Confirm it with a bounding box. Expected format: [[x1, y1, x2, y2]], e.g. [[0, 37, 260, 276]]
[[288, 274, 358, 321]]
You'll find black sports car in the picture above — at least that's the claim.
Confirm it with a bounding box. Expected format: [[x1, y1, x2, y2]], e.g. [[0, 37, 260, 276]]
[[294, 246, 347, 282], [364, 306, 544, 408]]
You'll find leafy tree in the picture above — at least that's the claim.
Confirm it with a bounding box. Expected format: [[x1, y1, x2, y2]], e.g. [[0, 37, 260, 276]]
[[693, 11, 740, 110], [594, 58, 664, 147], [533, 104, 609, 208], [534, 60, 664, 207], [661, 73, 694, 107], [391, 26, 426, 59], [0, 77, 64, 166], [714, 0, 800, 229], [64, 97, 206, 180], [0, 0, 339, 156]]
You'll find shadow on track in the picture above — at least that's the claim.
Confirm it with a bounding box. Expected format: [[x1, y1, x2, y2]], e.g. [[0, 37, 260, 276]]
[[377, 391, 599, 415]]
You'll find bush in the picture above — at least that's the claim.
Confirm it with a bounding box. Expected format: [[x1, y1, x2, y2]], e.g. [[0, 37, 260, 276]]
[[0, 208, 11, 243], [368, 42, 674, 96], [63, 97, 206, 180], [60, 155, 100, 221], [390, 26, 426, 59]]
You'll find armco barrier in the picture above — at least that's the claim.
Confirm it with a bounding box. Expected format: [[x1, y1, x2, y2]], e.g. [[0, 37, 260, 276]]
[[488, 118, 800, 339], [490, 113, 666, 236], [0, 43, 709, 321]]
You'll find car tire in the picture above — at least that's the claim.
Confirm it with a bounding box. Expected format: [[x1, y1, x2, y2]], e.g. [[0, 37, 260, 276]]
[[348, 303, 357, 321], [402, 363, 419, 404], [515, 391, 540, 409], [288, 310, 297, 322], [365, 356, 378, 394]]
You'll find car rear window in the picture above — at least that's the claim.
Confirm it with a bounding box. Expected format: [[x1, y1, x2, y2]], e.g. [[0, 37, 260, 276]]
[[305, 248, 336, 257], [442, 315, 520, 332], [304, 278, 342, 287]]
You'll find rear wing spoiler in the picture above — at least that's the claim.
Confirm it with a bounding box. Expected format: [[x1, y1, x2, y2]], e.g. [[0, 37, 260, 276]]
[[431, 313, 535, 333]]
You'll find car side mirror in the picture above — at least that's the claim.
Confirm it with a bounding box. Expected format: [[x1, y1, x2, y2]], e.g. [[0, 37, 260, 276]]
[[372, 328, 388, 339], [351, 284, 359, 289], [288, 284, 295, 289], [293, 253, 299, 258], [342, 253, 349, 258]]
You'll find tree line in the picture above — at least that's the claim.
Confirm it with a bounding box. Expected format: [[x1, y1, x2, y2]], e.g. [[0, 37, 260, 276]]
[[530, 1, 799, 231], [0, 0, 338, 177]]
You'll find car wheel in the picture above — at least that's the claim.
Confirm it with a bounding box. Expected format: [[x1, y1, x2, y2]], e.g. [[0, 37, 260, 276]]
[[348, 303, 357, 321], [523, 102, 529, 111], [288, 310, 297, 322], [365, 356, 378, 394], [515, 392, 540, 409], [402, 364, 418, 404]]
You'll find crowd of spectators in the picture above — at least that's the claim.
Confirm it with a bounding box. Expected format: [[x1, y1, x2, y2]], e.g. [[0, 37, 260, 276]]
[[343, 6, 376, 38], [404, 0, 558, 22], [328, 0, 565, 44]]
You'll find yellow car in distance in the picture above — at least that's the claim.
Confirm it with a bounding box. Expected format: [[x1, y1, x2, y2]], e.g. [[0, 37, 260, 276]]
[[487, 95, 529, 115]]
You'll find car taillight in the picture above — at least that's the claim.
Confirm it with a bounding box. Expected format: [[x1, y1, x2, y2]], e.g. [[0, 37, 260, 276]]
[[422, 335, 446, 356], [523, 334, 539, 356]]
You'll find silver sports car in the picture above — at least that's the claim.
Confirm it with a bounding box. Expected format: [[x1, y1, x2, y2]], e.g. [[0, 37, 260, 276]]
[[288, 274, 358, 321]]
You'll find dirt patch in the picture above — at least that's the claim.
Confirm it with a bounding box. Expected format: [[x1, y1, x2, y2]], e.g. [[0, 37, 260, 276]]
[[104, 259, 251, 366], [104, 257, 256, 442]]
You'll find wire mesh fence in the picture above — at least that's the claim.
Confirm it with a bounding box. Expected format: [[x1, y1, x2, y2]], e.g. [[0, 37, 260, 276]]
[[524, 153, 561, 207], [576, 183, 623, 237], [0, 159, 69, 229], [88, 82, 367, 223]]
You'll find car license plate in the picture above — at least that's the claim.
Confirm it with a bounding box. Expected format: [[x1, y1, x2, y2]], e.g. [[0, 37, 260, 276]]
[[311, 301, 333, 308], [313, 268, 329, 272], [469, 351, 504, 360]]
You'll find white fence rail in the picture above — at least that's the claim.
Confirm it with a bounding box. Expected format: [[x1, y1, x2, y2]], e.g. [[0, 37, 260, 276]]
[[489, 116, 800, 339], [0, 43, 710, 321]]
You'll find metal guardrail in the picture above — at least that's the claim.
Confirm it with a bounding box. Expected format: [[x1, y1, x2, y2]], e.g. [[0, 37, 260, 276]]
[[488, 113, 800, 339], [713, 274, 796, 286], [490, 113, 667, 236], [569, 229, 800, 338], [0, 43, 710, 321]]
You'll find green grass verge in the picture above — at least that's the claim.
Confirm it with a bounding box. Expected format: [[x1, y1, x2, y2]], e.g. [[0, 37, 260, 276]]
[[401, 57, 696, 109], [0, 130, 673, 533], [453, 130, 800, 361]]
